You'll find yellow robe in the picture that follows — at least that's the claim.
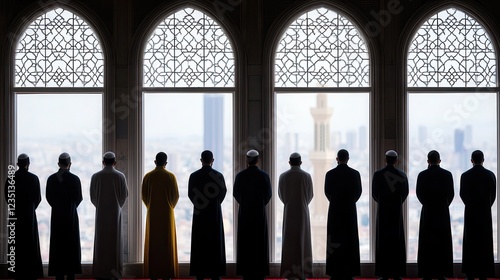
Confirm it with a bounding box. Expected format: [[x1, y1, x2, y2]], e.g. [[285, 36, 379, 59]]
[[142, 166, 179, 278]]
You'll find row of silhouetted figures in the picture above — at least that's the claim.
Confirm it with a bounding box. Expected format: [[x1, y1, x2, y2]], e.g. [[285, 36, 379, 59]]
[[3, 148, 496, 280]]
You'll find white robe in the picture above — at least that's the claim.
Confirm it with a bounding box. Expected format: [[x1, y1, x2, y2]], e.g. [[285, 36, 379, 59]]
[[278, 166, 314, 279], [90, 165, 128, 278]]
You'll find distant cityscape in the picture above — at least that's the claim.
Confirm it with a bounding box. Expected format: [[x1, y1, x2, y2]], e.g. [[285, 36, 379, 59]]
[[14, 93, 498, 264], [408, 125, 498, 260]]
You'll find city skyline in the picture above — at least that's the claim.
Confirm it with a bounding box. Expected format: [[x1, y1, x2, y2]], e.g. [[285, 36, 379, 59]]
[[13, 92, 498, 263]]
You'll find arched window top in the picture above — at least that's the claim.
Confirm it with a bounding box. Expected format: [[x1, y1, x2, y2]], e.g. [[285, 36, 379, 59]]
[[407, 8, 496, 87], [143, 8, 235, 88], [15, 8, 104, 88], [275, 7, 370, 88]]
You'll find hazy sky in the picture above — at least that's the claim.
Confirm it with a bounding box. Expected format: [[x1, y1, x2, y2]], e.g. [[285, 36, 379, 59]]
[[17, 94, 102, 140]]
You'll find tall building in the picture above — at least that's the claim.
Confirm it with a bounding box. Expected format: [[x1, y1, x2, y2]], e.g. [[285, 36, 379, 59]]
[[204, 94, 224, 171], [309, 93, 336, 259]]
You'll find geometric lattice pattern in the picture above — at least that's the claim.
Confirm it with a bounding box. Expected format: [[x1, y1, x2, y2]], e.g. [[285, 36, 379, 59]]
[[15, 8, 104, 87], [408, 8, 496, 87], [143, 8, 234, 87], [275, 8, 370, 87]]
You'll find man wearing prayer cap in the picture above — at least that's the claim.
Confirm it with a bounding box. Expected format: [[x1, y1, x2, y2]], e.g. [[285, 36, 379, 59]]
[[46, 153, 83, 280], [372, 150, 408, 280], [325, 149, 362, 279], [234, 149, 272, 279], [385, 150, 398, 157], [278, 152, 314, 279], [90, 151, 128, 279], [188, 150, 227, 280], [4, 153, 43, 280], [460, 150, 496, 279], [142, 152, 180, 280]]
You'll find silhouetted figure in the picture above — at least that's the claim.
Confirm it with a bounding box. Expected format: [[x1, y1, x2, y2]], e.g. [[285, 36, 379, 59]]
[[4, 153, 43, 280], [90, 151, 128, 280], [142, 152, 179, 280], [46, 153, 83, 280], [279, 152, 314, 279], [460, 150, 496, 280], [234, 149, 272, 280], [372, 150, 408, 280], [189, 150, 227, 280], [325, 149, 362, 280], [416, 150, 454, 279]]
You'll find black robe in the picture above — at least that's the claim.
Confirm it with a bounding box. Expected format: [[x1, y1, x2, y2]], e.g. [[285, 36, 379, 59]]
[[460, 165, 496, 277], [46, 169, 83, 276], [4, 168, 44, 279], [188, 165, 227, 278], [233, 165, 272, 279], [416, 165, 454, 277], [372, 164, 408, 277], [324, 164, 362, 278]]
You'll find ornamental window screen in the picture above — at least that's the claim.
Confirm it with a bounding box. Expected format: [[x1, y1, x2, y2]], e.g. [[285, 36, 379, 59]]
[[15, 8, 104, 88], [143, 8, 234, 88], [407, 8, 497, 87], [275, 8, 370, 88]]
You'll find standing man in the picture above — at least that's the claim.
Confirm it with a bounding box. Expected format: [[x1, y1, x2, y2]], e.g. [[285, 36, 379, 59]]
[[372, 150, 408, 280], [233, 149, 272, 280], [416, 150, 454, 279], [4, 153, 43, 280], [142, 152, 180, 280], [278, 152, 314, 279], [460, 150, 496, 279], [46, 152, 83, 280], [188, 150, 227, 280], [324, 149, 362, 280], [90, 151, 128, 280]]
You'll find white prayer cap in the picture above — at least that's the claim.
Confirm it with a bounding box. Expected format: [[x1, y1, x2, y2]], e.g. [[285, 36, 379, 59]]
[[18, 153, 29, 160], [103, 151, 116, 159], [246, 149, 259, 157], [59, 152, 71, 160], [290, 152, 301, 159], [385, 150, 398, 157]]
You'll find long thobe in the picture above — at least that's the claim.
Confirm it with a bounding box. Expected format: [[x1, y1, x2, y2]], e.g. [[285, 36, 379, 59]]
[[233, 165, 272, 279], [4, 168, 44, 279], [278, 166, 314, 279], [460, 165, 496, 277], [90, 165, 128, 279], [324, 163, 362, 278], [188, 165, 227, 278], [416, 165, 454, 278], [142, 166, 179, 279], [46, 169, 83, 276], [372, 164, 408, 277]]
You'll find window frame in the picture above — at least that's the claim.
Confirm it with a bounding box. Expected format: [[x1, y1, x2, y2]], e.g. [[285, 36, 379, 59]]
[[267, 3, 376, 263], [134, 4, 241, 263], [402, 4, 500, 263], [0, 3, 111, 264]]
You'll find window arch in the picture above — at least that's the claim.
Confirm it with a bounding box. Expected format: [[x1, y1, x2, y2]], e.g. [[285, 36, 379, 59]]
[[143, 8, 234, 88], [142, 7, 235, 262], [14, 7, 104, 262], [274, 7, 371, 262], [15, 8, 104, 87], [406, 7, 498, 261]]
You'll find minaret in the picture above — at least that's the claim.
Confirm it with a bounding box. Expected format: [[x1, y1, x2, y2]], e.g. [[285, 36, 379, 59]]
[[309, 93, 336, 259]]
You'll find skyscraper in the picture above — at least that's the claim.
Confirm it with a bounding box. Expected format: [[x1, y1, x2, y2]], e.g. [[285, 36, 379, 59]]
[[204, 94, 224, 171]]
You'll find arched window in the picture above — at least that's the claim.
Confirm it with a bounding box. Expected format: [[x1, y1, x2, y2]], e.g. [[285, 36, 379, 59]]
[[14, 7, 104, 262], [407, 7, 498, 261], [142, 7, 235, 262], [274, 7, 371, 262]]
